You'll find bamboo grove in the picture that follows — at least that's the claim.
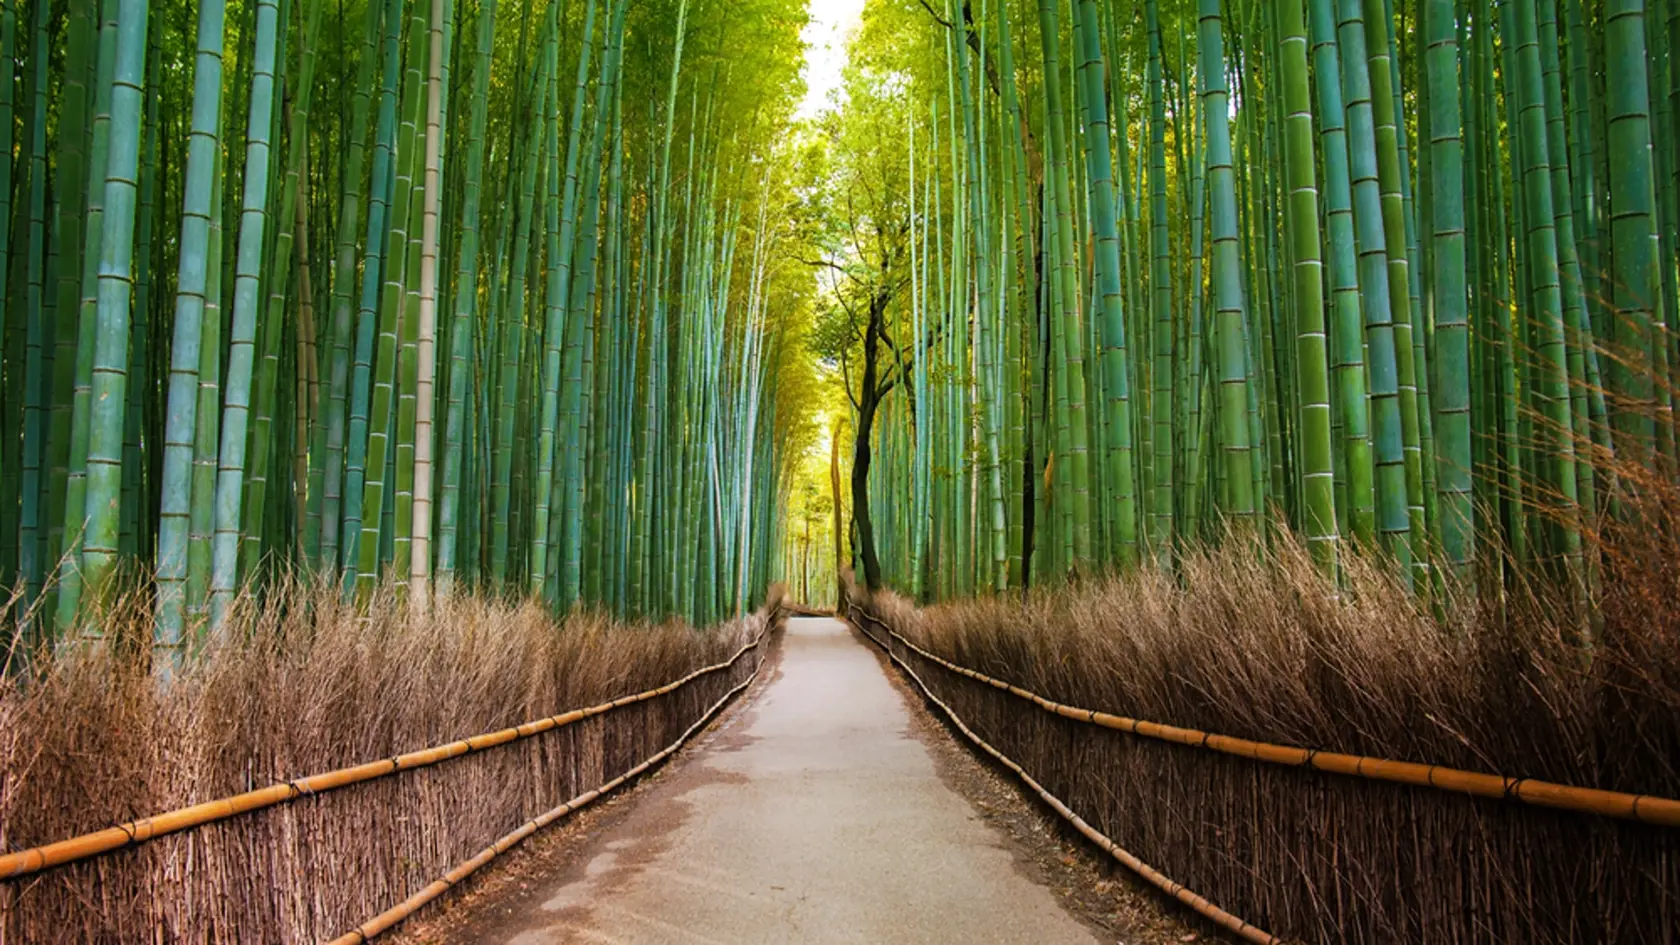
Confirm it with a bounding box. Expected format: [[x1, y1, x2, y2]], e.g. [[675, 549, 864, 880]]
[[818, 0, 1680, 614], [0, 0, 816, 660]]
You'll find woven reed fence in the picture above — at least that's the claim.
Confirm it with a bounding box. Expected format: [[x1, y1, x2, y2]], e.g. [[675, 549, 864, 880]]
[[847, 591, 1679, 943], [0, 593, 782, 944]]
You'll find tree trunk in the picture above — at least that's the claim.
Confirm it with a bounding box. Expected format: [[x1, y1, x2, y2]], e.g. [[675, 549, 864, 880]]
[[829, 416, 844, 596], [852, 289, 888, 591]]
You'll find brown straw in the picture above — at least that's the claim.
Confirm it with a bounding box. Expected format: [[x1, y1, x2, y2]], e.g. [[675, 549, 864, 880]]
[[848, 605, 1680, 828], [325, 656, 767, 944], [0, 622, 772, 881]]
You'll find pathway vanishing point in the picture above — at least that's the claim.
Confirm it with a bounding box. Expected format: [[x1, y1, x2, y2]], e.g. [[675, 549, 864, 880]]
[[450, 616, 1106, 944]]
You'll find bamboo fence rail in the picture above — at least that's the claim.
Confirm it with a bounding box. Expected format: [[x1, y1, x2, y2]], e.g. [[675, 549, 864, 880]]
[[0, 619, 775, 881], [846, 602, 1281, 944], [847, 604, 1680, 828], [327, 658, 765, 944]]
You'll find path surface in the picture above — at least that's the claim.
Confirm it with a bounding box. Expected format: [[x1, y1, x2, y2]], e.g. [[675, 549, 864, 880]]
[[467, 617, 1104, 944]]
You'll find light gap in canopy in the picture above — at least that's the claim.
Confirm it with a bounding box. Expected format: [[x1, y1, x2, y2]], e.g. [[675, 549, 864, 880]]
[[799, 0, 867, 120]]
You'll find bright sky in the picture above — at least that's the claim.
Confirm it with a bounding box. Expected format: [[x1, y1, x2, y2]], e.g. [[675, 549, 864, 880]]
[[798, 0, 867, 120]]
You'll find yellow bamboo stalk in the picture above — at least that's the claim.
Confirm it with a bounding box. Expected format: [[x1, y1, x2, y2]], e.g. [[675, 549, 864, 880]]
[[409, 0, 446, 606], [295, 190, 318, 543], [846, 606, 1680, 828], [0, 623, 772, 880]]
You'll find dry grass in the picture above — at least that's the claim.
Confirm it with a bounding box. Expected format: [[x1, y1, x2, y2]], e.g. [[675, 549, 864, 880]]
[[0, 580, 777, 943], [855, 509, 1680, 942]]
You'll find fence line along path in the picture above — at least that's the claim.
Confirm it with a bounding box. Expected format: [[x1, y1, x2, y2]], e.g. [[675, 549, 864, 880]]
[[443, 616, 1124, 945]]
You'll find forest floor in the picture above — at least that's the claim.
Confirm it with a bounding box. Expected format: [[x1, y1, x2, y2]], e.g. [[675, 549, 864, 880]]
[[390, 617, 1207, 944]]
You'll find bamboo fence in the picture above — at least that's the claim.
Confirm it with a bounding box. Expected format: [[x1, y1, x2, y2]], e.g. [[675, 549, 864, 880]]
[[847, 606, 1680, 827], [848, 602, 1281, 944], [848, 597, 1680, 941], [0, 603, 783, 942]]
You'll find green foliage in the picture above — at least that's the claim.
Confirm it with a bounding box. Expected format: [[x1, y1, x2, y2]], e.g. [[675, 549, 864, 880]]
[[6, 0, 1680, 647], [796, 0, 1680, 624], [1, 0, 817, 653]]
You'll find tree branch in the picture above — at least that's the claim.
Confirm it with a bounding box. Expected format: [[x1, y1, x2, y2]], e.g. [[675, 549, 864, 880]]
[[915, 0, 1003, 99]]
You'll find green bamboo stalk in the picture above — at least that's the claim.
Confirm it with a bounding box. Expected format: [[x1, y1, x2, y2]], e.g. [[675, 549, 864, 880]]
[[490, 50, 547, 589], [44, 0, 96, 628], [437, 0, 497, 592], [185, 140, 226, 625], [1538, 0, 1598, 556], [1145, 0, 1174, 562], [18, 0, 54, 630], [118, 33, 158, 564], [318, 0, 383, 575], [1201, 0, 1257, 523], [1607, 0, 1663, 463], [208, 0, 282, 631], [1510, 0, 1582, 572], [1278, 0, 1337, 573], [240, 0, 323, 584], [1038, 0, 1095, 566], [1358, 0, 1427, 582], [52, 0, 121, 634], [340, 0, 406, 591], [77, 0, 153, 621], [388, 0, 431, 586], [1425, 0, 1472, 577], [531, 0, 598, 602], [1337, 0, 1409, 577], [954, 0, 1008, 589], [355, 0, 429, 594], [0, 5, 16, 503], [1309, 0, 1374, 548]]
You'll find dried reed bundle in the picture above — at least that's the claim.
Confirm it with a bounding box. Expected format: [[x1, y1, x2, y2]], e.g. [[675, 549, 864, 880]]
[[0, 581, 776, 943], [853, 514, 1680, 942]]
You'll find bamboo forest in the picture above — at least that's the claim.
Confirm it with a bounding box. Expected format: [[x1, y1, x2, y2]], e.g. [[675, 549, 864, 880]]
[[2, 0, 1679, 941]]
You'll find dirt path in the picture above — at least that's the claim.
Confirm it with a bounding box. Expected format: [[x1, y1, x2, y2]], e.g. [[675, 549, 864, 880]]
[[406, 617, 1200, 944]]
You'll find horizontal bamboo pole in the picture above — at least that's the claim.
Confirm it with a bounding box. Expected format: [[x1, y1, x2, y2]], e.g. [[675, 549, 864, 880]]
[[0, 622, 774, 880], [847, 605, 1680, 828], [847, 608, 1280, 945], [326, 646, 768, 944]]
